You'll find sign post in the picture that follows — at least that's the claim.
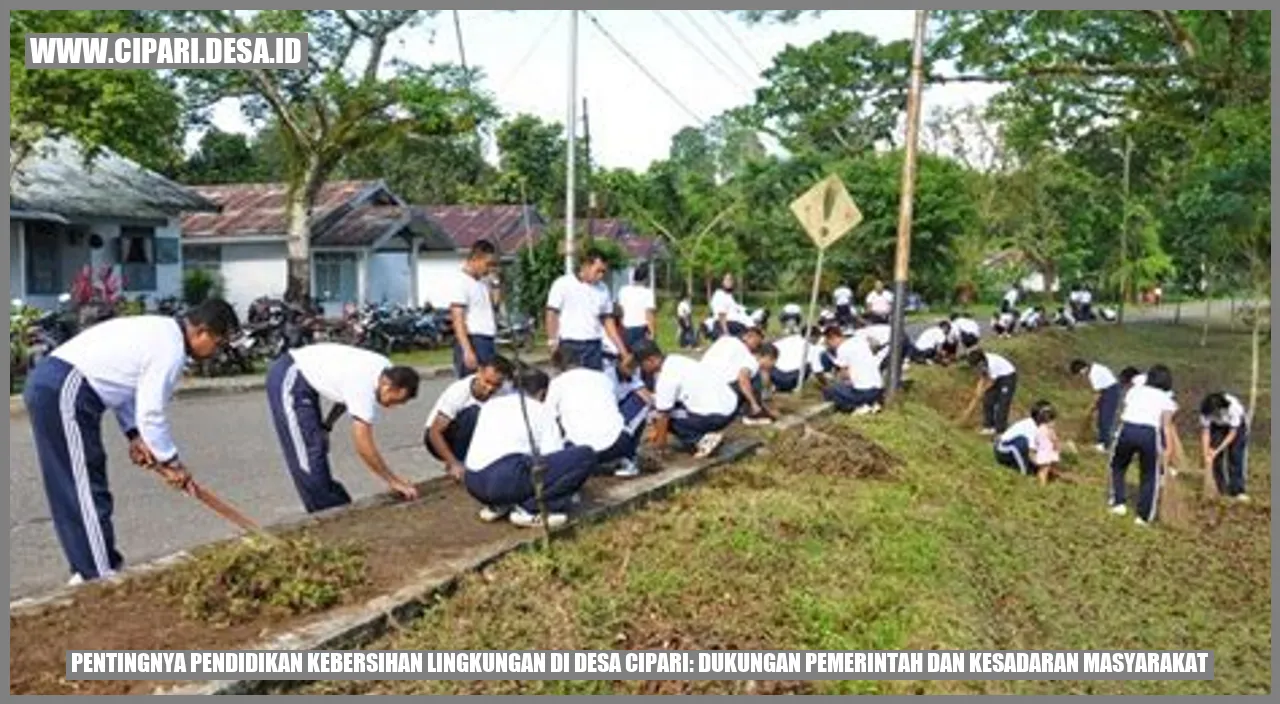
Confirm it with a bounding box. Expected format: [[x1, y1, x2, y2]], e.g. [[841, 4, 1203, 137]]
[[789, 174, 863, 394]]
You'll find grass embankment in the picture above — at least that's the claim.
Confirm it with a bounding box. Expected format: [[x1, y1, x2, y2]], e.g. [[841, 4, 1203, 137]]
[[305, 322, 1270, 695]]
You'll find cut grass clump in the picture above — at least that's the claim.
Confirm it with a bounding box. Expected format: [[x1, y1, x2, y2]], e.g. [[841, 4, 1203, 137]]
[[164, 536, 367, 626], [767, 420, 902, 478]]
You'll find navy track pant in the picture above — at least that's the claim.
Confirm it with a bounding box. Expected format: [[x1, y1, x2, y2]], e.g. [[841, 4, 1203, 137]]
[[464, 445, 598, 514], [267, 353, 352, 514]]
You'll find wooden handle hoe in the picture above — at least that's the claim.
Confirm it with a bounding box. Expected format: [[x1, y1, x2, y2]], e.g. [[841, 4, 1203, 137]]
[[150, 465, 278, 543]]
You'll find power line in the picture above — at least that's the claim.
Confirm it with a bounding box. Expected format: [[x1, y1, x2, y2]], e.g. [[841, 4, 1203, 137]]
[[651, 10, 752, 97], [494, 10, 564, 94], [679, 10, 757, 87], [710, 11, 766, 74], [582, 10, 706, 126]]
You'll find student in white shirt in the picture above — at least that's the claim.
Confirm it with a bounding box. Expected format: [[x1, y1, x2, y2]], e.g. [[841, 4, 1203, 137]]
[[1001, 285, 1021, 314], [267, 343, 421, 514], [637, 342, 738, 459], [1053, 306, 1076, 329], [821, 326, 887, 414], [449, 240, 500, 379], [779, 302, 804, 334], [994, 401, 1060, 485], [911, 321, 953, 364], [948, 312, 981, 350], [423, 356, 513, 480], [1069, 359, 1121, 452], [769, 333, 820, 392], [676, 296, 696, 348], [700, 327, 778, 424], [547, 348, 651, 478], [1199, 391, 1250, 501], [462, 367, 597, 528], [962, 349, 1019, 435], [1019, 305, 1044, 331], [1108, 365, 1179, 525], [991, 309, 1017, 338], [709, 273, 749, 340], [832, 284, 855, 327], [864, 280, 894, 324], [546, 248, 630, 372], [617, 266, 656, 350], [1119, 366, 1145, 389], [23, 300, 239, 584], [1078, 286, 1095, 321]]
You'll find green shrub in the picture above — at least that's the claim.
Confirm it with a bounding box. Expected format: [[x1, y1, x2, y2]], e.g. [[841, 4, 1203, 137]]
[[182, 268, 224, 305]]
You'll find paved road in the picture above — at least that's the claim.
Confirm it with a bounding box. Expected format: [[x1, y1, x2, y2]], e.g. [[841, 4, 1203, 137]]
[[6, 300, 1246, 598]]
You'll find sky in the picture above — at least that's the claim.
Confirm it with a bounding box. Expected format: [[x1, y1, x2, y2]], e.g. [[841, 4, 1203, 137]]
[[196, 10, 1002, 172]]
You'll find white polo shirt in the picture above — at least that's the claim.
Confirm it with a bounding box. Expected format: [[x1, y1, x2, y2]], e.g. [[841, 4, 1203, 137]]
[[52, 315, 189, 463], [828, 336, 872, 371], [952, 317, 980, 338], [425, 375, 503, 428], [833, 286, 853, 306], [1088, 363, 1118, 391], [782, 303, 803, 317], [448, 270, 496, 337], [287, 343, 392, 425], [464, 394, 566, 471], [915, 326, 948, 352], [701, 335, 759, 385], [1080, 290, 1093, 304], [1120, 385, 1178, 428], [772, 335, 809, 374], [866, 290, 893, 316], [617, 284, 655, 329], [983, 352, 1016, 380], [654, 354, 738, 417], [999, 417, 1039, 447], [854, 324, 892, 349], [995, 311, 1016, 328], [606, 362, 646, 401], [547, 274, 611, 342], [847, 343, 884, 390], [1201, 393, 1246, 429], [546, 368, 626, 451], [1003, 288, 1020, 307], [1019, 307, 1040, 325], [676, 299, 692, 319]]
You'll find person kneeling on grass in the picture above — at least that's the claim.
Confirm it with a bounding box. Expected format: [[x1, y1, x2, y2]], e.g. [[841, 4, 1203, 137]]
[[911, 320, 953, 365], [1108, 364, 1178, 526], [424, 356, 514, 481], [769, 332, 823, 392], [821, 326, 887, 415], [546, 348, 651, 478], [463, 367, 598, 529], [949, 312, 981, 351], [1200, 391, 1250, 502], [962, 349, 1019, 435], [638, 341, 738, 459], [994, 401, 1061, 486], [699, 326, 778, 425], [1069, 359, 1121, 453]]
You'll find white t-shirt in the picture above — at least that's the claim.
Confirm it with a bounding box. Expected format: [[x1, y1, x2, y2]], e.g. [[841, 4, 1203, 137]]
[[448, 270, 497, 337], [828, 337, 872, 371], [847, 343, 884, 390], [464, 394, 566, 471], [782, 303, 803, 316], [1019, 307, 1040, 325], [606, 362, 646, 401], [915, 326, 948, 351], [654, 354, 738, 417], [983, 352, 1016, 380], [677, 299, 692, 319], [547, 274, 611, 342], [995, 311, 1016, 328], [287, 343, 391, 425], [1132, 373, 1148, 387], [1080, 290, 1093, 304], [1088, 363, 1118, 391], [617, 284, 656, 329], [833, 286, 854, 306], [1201, 393, 1246, 429], [425, 375, 493, 428], [1120, 385, 1178, 428], [546, 368, 625, 451], [52, 315, 188, 463], [701, 335, 759, 385], [772, 335, 809, 374], [710, 289, 737, 319], [1069, 290, 1083, 304], [952, 317, 980, 338], [1003, 288, 1020, 307], [999, 417, 1039, 447], [854, 324, 892, 349], [865, 290, 893, 315]]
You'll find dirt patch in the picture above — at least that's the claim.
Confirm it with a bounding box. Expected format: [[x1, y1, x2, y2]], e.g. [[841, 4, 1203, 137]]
[[769, 421, 902, 478]]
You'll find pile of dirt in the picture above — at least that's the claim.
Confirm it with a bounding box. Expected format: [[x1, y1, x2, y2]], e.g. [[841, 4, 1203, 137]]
[[768, 421, 902, 479], [163, 536, 367, 626]]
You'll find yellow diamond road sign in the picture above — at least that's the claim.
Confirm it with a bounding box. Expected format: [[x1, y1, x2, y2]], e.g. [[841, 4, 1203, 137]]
[[790, 174, 863, 250]]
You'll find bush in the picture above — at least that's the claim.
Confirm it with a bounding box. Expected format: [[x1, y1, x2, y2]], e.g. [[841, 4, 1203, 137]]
[[182, 268, 223, 305]]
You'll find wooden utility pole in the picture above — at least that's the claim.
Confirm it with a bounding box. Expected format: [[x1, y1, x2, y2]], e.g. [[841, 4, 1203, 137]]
[[1117, 134, 1133, 325], [885, 9, 928, 400]]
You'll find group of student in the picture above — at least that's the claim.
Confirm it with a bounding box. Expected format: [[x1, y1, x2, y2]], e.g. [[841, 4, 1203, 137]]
[[21, 242, 1252, 586]]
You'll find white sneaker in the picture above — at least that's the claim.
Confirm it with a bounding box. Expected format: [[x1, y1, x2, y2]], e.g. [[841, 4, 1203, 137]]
[[614, 458, 640, 478], [508, 507, 567, 529], [979, 428, 996, 436], [1134, 517, 1149, 527], [742, 414, 774, 426], [1168, 466, 1180, 477], [694, 433, 724, 459], [1093, 443, 1107, 454], [870, 404, 882, 414], [1109, 504, 1128, 517], [1233, 494, 1252, 503], [478, 505, 511, 522], [852, 405, 872, 416], [67, 573, 85, 586]]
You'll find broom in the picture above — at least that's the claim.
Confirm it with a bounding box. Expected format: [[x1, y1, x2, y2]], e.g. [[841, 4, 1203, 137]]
[[1157, 425, 1193, 527]]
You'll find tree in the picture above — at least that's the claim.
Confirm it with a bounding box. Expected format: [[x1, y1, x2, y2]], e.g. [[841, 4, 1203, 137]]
[[10, 10, 184, 176], [338, 129, 498, 205], [490, 113, 567, 212], [175, 128, 271, 184], [175, 10, 495, 302]]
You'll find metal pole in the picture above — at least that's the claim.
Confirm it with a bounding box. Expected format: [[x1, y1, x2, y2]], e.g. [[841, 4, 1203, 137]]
[[885, 9, 928, 400], [1118, 134, 1132, 325], [563, 10, 579, 276], [795, 248, 826, 394]]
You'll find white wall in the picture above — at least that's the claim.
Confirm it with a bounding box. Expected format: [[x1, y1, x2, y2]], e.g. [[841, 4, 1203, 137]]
[[219, 242, 288, 319], [1020, 271, 1060, 294], [368, 251, 412, 306], [417, 251, 465, 309], [10, 221, 22, 302]]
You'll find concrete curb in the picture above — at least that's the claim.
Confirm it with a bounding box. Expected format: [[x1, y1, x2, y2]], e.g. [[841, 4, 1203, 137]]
[[8, 356, 550, 419]]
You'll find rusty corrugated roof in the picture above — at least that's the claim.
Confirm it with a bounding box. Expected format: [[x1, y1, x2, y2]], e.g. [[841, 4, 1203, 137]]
[[417, 204, 545, 254], [181, 180, 386, 239], [554, 217, 664, 261]]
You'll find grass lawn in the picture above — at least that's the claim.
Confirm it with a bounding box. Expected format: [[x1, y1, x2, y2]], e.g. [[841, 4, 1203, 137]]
[[301, 321, 1270, 695]]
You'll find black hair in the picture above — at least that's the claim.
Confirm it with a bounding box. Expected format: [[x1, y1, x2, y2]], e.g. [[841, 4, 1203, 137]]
[[965, 349, 987, 368], [632, 340, 665, 364], [469, 239, 497, 258], [756, 342, 779, 360], [1118, 366, 1141, 384], [185, 298, 240, 338], [1068, 359, 1089, 375], [514, 366, 550, 397], [822, 324, 844, 339], [580, 247, 608, 266], [939, 320, 952, 331], [1145, 364, 1174, 392], [632, 263, 649, 283], [550, 345, 581, 372], [1031, 400, 1057, 425], [381, 366, 421, 399], [1200, 392, 1230, 417], [481, 354, 515, 378]]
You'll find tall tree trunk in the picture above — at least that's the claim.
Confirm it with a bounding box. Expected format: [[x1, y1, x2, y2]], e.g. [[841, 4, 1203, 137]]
[[284, 187, 311, 304], [1200, 282, 1211, 347]]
